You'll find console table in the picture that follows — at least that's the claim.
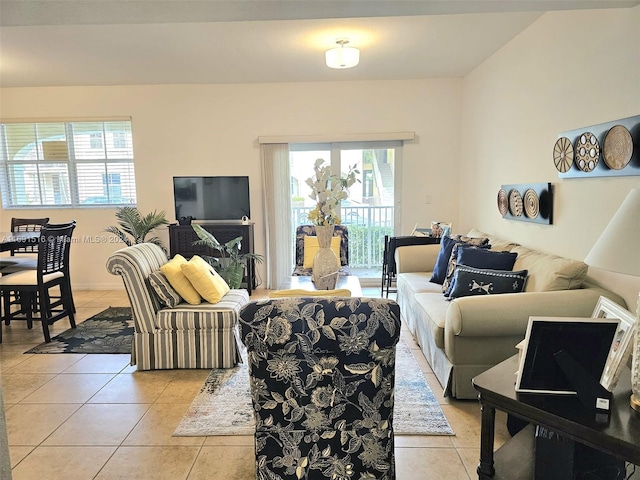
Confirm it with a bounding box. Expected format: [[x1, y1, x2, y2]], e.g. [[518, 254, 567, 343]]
[[168, 223, 256, 294], [472, 355, 640, 479]]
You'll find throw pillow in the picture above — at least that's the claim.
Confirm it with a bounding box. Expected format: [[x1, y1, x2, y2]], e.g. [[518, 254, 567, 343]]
[[443, 247, 518, 296], [181, 255, 230, 304], [148, 270, 182, 308], [441, 243, 492, 295], [430, 234, 489, 284], [302, 236, 341, 269], [447, 265, 528, 299], [160, 254, 202, 305]]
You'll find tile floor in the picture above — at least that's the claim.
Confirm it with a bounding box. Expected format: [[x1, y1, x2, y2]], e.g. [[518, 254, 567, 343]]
[[0, 288, 510, 480]]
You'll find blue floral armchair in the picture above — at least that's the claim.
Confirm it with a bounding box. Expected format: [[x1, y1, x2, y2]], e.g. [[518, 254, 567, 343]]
[[292, 225, 351, 276], [239, 297, 401, 480]]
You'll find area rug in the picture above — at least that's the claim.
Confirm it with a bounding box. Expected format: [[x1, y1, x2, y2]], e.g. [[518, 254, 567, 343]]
[[173, 340, 454, 437], [24, 307, 134, 354]]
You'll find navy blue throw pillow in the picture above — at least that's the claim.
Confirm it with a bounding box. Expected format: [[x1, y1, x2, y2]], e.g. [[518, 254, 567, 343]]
[[430, 235, 459, 284], [448, 265, 528, 299], [444, 248, 518, 296]]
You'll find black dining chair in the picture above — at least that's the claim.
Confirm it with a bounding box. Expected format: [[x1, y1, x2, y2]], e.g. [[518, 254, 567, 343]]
[[0, 222, 76, 342], [0, 217, 50, 274]]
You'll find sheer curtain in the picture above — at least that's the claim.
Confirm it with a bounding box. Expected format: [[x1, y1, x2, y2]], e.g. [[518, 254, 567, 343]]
[[261, 143, 291, 289]]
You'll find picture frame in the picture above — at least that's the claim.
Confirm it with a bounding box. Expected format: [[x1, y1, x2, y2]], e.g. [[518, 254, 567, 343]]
[[592, 296, 637, 391], [515, 316, 619, 395]]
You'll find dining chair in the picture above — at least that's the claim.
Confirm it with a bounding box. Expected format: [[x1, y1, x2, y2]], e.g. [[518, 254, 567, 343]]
[[0, 217, 50, 274], [239, 296, 401, 480], [0, 222, 76, 342]]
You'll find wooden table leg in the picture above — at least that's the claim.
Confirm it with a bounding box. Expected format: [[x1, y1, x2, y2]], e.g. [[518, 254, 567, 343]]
[[477, 398, 496, 478]]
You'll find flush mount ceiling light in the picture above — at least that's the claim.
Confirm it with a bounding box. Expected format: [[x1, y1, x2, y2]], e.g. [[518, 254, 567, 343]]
[[325, 39, 360, 69]]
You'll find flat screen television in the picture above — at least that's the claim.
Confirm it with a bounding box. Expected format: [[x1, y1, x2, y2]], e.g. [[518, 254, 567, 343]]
[[173, 176, 250, 221]]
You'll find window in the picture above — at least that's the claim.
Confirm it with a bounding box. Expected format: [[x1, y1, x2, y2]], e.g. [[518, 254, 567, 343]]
[[0, 119, 137, 207]]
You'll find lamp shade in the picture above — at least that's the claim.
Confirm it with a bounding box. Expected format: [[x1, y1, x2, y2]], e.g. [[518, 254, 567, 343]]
[[584, 188, 640, 276], [325, 45, 360, 69]]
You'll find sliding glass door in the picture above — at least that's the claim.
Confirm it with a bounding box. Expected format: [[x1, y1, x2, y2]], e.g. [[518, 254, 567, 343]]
[[290, 141, 401, 284]]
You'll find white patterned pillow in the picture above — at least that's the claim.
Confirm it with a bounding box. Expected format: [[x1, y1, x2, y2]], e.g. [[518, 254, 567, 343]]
[[149, 270, 182, 308]]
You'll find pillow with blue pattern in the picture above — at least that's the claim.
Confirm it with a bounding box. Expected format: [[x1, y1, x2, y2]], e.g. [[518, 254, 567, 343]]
[[444, 247, 518, 296], [447, 265, 528, 299], [430, 234, 490, 284]]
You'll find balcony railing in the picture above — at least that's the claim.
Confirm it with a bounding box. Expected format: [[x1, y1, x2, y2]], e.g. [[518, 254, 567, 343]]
[[293, 205, 393, 269]]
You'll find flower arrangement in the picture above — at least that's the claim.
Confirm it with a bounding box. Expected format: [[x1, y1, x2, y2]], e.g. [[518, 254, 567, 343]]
[[305, 159, 359, 226]]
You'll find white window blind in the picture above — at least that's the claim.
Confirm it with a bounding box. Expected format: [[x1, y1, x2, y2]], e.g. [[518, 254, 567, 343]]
[[0, 119, 137, 207]]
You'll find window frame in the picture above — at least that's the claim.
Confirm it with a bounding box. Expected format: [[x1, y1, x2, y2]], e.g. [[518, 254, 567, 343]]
[[0, 118, 137, 209]]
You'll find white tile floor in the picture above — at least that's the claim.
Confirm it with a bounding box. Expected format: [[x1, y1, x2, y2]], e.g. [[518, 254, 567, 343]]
[[0, 288, 510, 479]]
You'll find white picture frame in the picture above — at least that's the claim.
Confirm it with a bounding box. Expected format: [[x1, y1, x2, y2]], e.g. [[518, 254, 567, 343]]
[[593, 296, 637, 391]]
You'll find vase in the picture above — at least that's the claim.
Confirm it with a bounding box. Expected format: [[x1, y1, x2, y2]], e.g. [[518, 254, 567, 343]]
[[312, 224, 340, 290]]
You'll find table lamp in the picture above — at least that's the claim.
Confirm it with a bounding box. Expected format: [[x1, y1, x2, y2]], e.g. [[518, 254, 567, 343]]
[[584, 188, 640, 411]]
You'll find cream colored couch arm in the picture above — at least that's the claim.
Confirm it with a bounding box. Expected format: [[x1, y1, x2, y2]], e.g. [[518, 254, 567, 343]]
[[445, 287, 626, 339], [394, 244, 441, 274]]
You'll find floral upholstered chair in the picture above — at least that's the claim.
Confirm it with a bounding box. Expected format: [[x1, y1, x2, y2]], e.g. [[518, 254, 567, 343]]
[[239, 297, 401, 480], [292, 224, 351, 276]]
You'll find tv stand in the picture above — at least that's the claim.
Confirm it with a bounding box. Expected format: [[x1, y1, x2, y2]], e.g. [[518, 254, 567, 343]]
[[168, 223, 256, 294]]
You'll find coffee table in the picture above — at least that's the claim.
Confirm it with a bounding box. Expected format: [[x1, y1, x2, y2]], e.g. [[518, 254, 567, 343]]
[[278, 276, 363, 297]]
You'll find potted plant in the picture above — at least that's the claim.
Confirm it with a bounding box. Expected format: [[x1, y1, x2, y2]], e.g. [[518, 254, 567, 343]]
[[191, 224, 264, 289], [104, 206, 169, 252]]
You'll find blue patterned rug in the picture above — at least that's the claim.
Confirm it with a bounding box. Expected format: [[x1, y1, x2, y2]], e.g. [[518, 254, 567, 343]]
[[24, 307, 134, 354], [173, 340, 454, 436]]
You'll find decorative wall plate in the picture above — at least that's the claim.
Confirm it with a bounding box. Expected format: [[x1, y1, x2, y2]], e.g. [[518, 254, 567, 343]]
[[574, 132, 600, 172], [523, 189, 539, 218], [553, 137, 574, 173], [508, 189, 523, 217], [497, 189, 508, 216], [602, 125, 633, 170]]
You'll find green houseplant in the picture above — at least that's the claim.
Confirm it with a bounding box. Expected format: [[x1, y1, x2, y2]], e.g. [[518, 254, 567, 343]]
[[104, 206, 169, 252], [191, 224, 264, 289]]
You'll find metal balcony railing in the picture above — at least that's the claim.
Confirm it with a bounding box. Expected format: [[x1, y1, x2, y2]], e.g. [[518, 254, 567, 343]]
[[292, 206, 394, 269]]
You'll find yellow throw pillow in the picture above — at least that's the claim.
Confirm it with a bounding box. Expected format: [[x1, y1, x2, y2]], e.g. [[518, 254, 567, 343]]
[[269, 288, 351, 298], [160, 254, 202, 305], [181, 255, 230, 304], [302, 236, 341, 269]]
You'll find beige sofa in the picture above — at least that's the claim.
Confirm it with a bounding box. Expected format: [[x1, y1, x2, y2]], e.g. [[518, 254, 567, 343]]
[[395, 229, 626, 399]]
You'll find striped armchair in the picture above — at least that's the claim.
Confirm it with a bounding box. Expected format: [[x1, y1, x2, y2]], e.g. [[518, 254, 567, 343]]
[[106, 243, 248, 370]]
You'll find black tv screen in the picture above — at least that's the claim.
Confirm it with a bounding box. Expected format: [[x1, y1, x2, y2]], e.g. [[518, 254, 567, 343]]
[[173, 176, 250, 221]]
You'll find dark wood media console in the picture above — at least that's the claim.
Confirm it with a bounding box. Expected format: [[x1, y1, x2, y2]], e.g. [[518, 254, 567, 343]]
[[168, 223, 256, 294]]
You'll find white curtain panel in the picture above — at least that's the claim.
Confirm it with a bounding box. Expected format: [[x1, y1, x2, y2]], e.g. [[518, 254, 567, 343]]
[[261, 143, 292, 289]]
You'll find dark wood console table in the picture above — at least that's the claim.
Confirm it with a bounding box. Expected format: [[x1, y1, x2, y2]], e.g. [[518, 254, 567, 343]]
[[472, 355, 640, 479], [168, 223, 256, 294]]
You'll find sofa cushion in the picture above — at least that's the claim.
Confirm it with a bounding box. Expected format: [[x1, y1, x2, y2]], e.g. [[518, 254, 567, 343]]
[[466, 229, 520, 252], [302, 236, 341, 269], [397, 272, 444, 296], [160, 254, 202, 305], [148, 270, 182, 308], [511, 246, 588, 292], [181, 255, 230, 304], [430, 235, 490, 284], [448, 266, 528, 299]]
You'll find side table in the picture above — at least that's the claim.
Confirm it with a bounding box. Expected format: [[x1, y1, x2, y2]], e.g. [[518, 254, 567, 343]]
[[472, 355, 640, 479]]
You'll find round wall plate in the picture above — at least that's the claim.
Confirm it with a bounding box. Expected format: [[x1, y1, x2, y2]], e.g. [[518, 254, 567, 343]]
[[602, 125, 633, 170], [508, 189, 523, 217], [497, 189, 508, 216], [574, 132, 600, 172], [553, 137, 574, 173], [523, 189, 539, 218]]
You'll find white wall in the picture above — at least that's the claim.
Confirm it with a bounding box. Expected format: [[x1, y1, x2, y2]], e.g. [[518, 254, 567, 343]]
[[459, 6, 640, 309], [0, 79, 462, 289]]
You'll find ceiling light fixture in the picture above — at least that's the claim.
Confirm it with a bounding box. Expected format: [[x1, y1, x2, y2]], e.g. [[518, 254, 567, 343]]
[[325, 39, 360, 69]]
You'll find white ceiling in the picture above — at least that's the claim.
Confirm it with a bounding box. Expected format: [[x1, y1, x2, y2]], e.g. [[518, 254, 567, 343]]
[[0, 0, 637, 87]]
